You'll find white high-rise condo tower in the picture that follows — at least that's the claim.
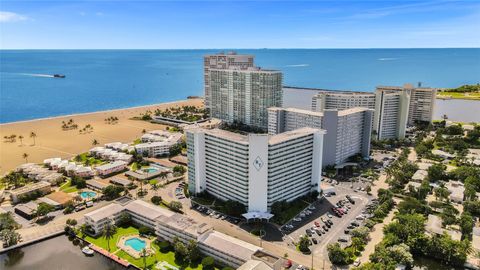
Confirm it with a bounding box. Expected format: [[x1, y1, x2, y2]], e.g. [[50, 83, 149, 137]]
[[186, 127, 325, 216]]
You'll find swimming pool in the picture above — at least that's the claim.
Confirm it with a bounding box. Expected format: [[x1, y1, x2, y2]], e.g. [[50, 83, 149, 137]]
[[80, 191, 96, 199], [125, 237, 146, 252], [143, 167, 158, 174]]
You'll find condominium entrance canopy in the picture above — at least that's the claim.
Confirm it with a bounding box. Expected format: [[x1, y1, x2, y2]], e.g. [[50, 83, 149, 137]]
[[334, 162, 358, 169], [242, 212, 274, 221]]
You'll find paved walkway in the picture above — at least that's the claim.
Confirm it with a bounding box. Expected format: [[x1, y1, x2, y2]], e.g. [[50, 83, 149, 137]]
[[359, 209, 395, 262]]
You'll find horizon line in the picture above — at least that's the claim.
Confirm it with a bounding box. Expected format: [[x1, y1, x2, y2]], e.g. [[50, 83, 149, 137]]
[[1, 47, 479, 51]]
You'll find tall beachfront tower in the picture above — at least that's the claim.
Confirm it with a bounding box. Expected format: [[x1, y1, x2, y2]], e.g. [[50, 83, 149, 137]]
[[373, 87, 410, 140], [208, 67, 283, 129], [203, 52, 254, 111], [376, 84, 437, 125], [186, 127, 324, 215], [268, 107, 373, 167]]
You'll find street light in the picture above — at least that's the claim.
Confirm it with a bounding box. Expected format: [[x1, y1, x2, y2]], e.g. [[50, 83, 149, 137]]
[[259, 229, 266, 247]]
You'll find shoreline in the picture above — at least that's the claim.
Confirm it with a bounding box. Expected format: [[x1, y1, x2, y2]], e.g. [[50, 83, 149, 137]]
[[0, 98, 201, 126], [0, 98, 204, 174]]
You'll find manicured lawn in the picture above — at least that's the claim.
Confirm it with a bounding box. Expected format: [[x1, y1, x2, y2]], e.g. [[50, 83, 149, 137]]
[[84, 226, 210, 270], [116, 241, 208, 270], [84, 226, 138, 253], [75, 152, 104, 165], [59, 180, 78, 193]]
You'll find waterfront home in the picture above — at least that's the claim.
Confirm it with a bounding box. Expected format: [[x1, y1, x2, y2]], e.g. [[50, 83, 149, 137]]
[[89, 147, 133, 163], [16, 163, 64, 184], [9, 181, 51, 203], [105, 142, 133, 152], [135, 130, 183, 157], [95, 161, 127, 177]]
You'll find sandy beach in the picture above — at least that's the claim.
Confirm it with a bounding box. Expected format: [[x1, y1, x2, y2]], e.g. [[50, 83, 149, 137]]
[[0, 98, 203, 175]]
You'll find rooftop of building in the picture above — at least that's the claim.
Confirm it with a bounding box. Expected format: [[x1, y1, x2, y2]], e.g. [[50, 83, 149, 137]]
[[84, 203, 124, 222], [10, 181, 51, 195], [268, 107, 324, 117], [198, 230, 261, 261], [125, 199, 174, 220], [426, 214, 462, 241], [268, 127, 325, 145], [156, 213, 211, 237], [237, 260, 272, 270], [95, 161, 127, 171]]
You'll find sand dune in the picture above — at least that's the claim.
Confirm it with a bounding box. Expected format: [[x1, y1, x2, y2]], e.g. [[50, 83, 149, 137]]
[[0, 99, 203, 175]]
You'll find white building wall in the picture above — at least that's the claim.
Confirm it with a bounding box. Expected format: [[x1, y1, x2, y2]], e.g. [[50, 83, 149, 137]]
[[247, 134, 269, 213]]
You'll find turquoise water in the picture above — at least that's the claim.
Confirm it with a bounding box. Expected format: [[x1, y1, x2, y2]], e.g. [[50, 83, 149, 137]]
[[1, 49, 479, 123], [144, 168, 158, 174], [125, 237, 146, 252], [80, 191, 96, 199]]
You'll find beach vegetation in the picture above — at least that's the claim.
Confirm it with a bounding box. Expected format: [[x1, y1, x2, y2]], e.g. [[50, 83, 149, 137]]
[[153, 106, 208, 123], [18, 135, 24, 145], [29, 131, 37, 145], [3, 134, 17, 143], [104, 116, 119, 124], [22, 153, 29, 163], [61, 119, 78, 130]]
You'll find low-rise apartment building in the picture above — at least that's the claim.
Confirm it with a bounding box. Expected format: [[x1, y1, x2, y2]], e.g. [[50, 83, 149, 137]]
[[135, 130, 183, 157], [84, 199, 267, 268], [95, 161, 127, 177], [9, 181, 51, 203]]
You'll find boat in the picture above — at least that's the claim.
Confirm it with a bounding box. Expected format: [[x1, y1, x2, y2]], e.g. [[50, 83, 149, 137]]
[[82, 246, 94, 256], [53, 74, 66, 78]]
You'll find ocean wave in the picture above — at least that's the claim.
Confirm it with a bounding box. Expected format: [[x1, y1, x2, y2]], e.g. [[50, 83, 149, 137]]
[[378, 58, 397, 61], [285, 64, 310, 67]]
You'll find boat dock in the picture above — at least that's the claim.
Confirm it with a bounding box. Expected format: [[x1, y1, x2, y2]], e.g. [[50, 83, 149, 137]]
[[89, 245, 130, 268]]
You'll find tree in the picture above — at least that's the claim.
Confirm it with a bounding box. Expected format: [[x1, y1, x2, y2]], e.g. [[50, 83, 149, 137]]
[[351, 227, 370, 242], [173, 237, 188, 257], [434, 186, 450, 202], [92, 139, 99, 146], [35, 203, 54, 219], [79, 224, 88, 239], [459, 212, 474, 240], [102, 223, 117, 251], [327, 243, 349, 265], [441, 205, 459, 227], [0, 229, 21, 247], [151, 183, 159, 196], [103, 185, 124, 200], [223, 200, 246, 217], [173, 165, 186, 175], [427, 163, 447, 182], [151, 195, 162, 205], [397, 196, 430, 215], [0, 212, 20, 231], [186, 240, 200, 262], [30, 131, 37, 145], [18, 135, 24, 146], [141, 248, 147, 270], [22, 153, 29, 163], [117, 212, 132, 227], [298, 235, 310, 253], [169, 201, 183, 212], [201, 256, 215, 269], [370, 243, 413, 267]]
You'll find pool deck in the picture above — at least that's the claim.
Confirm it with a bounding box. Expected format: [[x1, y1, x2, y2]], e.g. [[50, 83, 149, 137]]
[[117, 234, 153, 259]]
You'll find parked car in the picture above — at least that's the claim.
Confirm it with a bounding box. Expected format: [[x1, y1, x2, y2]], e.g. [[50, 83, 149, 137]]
[[338, 237, 348, 243], [353, 258, 361, 267], [312, 238, 318, 244], [344, 229, 350, 234]]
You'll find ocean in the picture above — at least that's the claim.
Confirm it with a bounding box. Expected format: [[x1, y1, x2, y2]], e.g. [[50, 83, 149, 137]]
[[1, 49, 479, 123]]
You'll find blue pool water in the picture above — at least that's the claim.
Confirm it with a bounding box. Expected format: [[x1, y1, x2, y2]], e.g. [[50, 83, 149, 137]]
[[144, 168, 158, 174], [1, 49, 479, 123], [80, 191, 96, 199], [125, 237, 146, 252]]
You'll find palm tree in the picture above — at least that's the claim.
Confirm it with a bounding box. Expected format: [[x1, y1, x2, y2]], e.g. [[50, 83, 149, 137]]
[[142, 129, 146, 134], [30, 132, 37, 145], [22, 153, 29, 163], [159, 171, 168, 183], [141, 248, 148, 270], [18, 135, 24, 146], [92, 139, 99, 146], [102, 223, 117, 251], [80, 224, 88, 239], [152, 183, 159, 196]]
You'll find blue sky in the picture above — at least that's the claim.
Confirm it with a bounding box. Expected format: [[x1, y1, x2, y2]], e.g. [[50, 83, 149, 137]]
[[1, 0, 479, 49]]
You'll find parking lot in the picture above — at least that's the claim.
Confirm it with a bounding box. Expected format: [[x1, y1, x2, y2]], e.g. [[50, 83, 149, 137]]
[[281, 182, 371, 258]]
